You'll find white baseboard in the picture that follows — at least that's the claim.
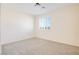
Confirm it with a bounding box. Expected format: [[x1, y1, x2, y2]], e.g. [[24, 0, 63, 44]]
[[1, 36, 35, 45], [36, 37, 79, 47]]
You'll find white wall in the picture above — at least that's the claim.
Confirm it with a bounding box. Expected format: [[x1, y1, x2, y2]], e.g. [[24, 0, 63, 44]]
[[1, 4, 79, 47], [1, 4, 34, 44], [35, 4, 79, 47], [0, 3, 1, 54]]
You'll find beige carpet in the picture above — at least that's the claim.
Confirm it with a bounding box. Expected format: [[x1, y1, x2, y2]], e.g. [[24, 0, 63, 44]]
[[2, 38, 79, 55]]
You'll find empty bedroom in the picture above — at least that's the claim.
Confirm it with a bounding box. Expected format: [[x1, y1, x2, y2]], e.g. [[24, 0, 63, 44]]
[[0, 3, 79, 55]]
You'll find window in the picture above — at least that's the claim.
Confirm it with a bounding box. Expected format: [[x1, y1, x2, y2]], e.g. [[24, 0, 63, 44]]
[[39, 16, 52, 30]]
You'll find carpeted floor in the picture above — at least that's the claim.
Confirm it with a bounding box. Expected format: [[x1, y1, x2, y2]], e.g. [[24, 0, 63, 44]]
[[2, 38, 79, 55]]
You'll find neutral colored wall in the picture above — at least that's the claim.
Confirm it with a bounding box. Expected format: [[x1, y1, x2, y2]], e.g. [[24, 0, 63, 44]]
[[0, 3, 1, 54], [1, 4, 79, 47], [35, 4, 79, 47], [1, 4, 34, 44]]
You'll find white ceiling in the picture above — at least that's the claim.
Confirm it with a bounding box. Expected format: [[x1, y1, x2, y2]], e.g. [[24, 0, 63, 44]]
[[3, 3, 74, 15]]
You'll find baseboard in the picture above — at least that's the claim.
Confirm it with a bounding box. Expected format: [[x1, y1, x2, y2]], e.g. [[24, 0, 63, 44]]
[[1, 37, 36, 45], [36, 37, 79, 47], [1, 36, 79, 47]]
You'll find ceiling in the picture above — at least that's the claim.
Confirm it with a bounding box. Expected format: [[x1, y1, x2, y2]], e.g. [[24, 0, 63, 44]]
[[3, 3, 74, 15]]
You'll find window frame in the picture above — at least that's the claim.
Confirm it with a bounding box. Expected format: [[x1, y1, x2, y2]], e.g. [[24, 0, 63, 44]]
[[39, 16, 52, 30]]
